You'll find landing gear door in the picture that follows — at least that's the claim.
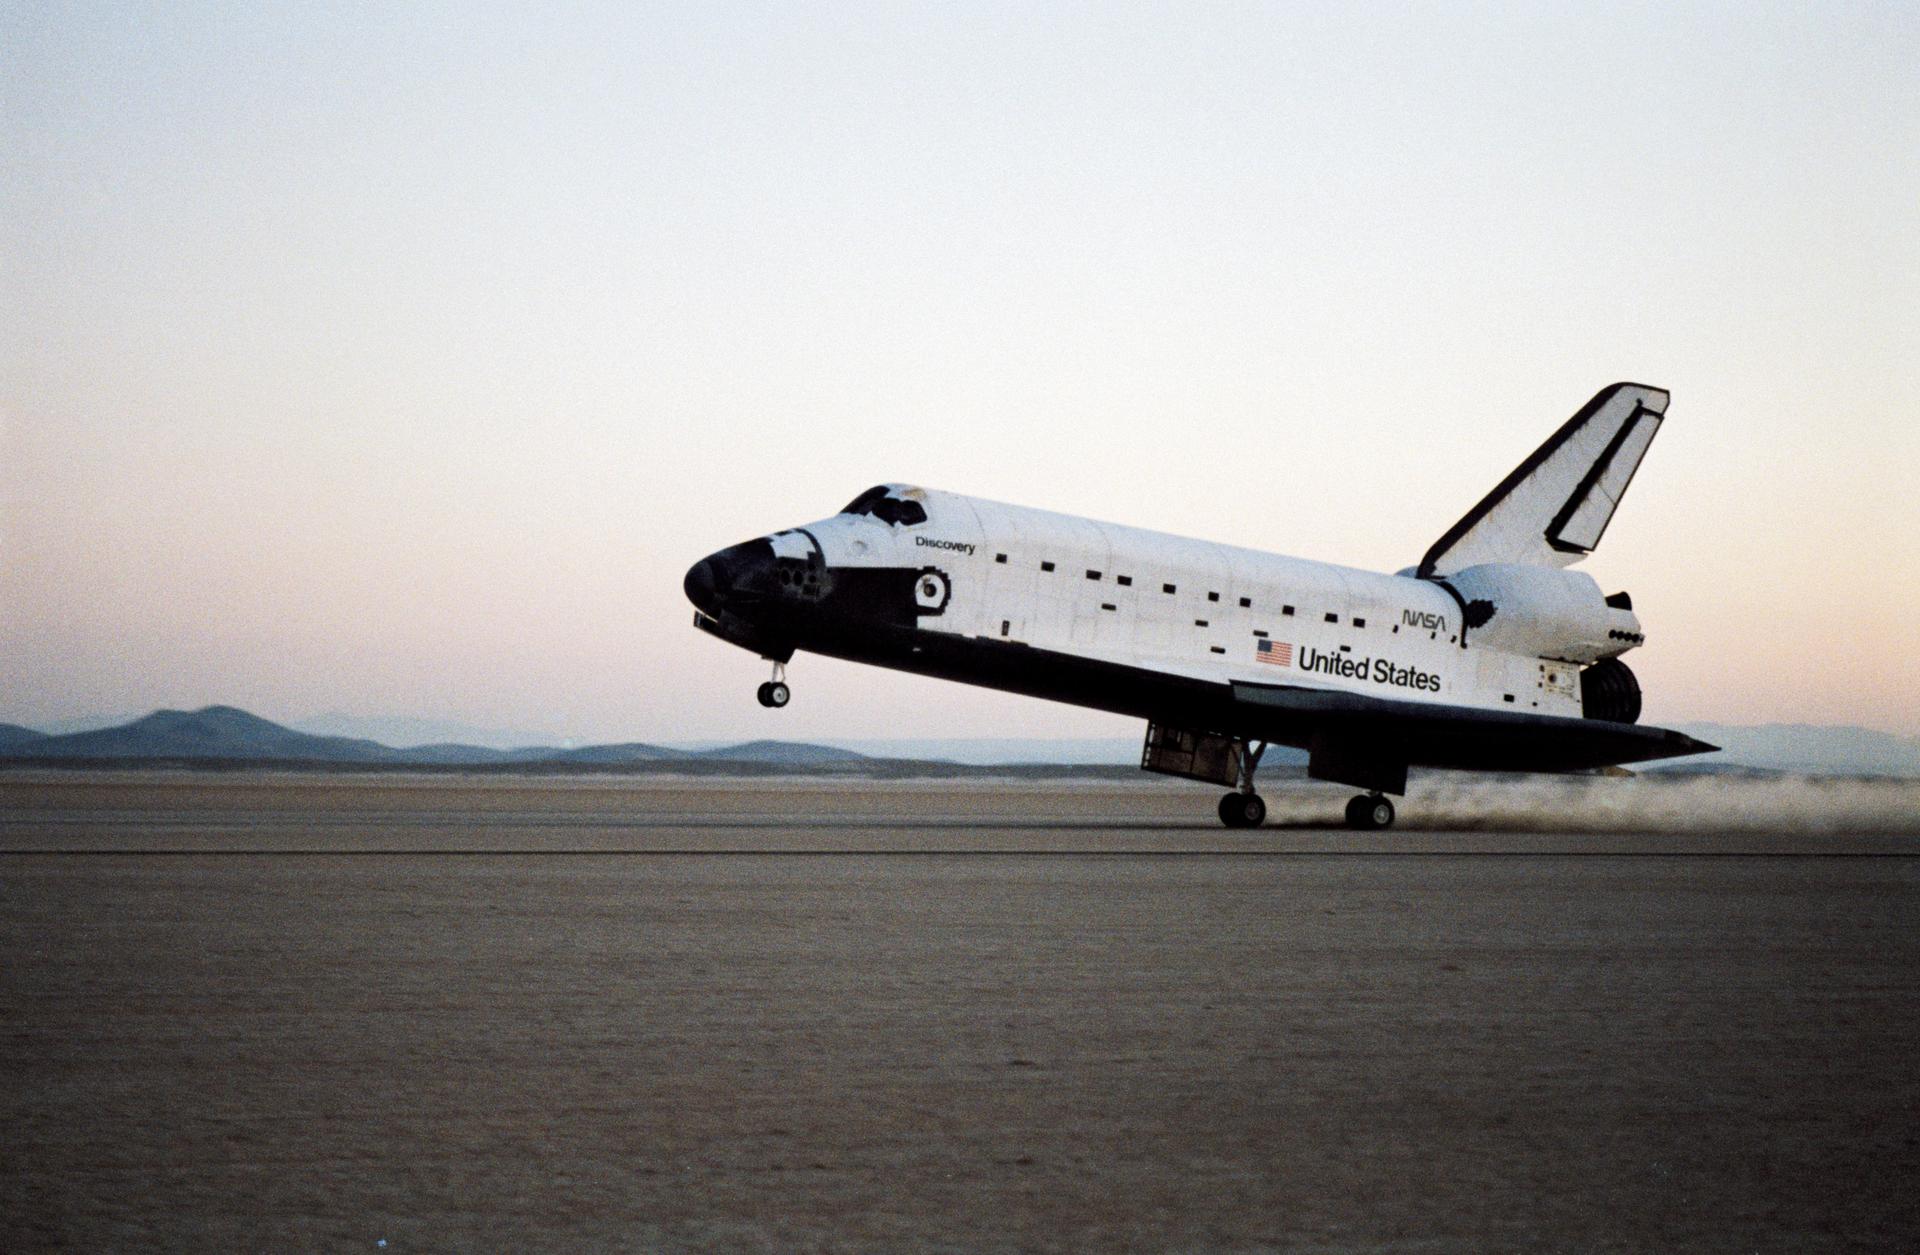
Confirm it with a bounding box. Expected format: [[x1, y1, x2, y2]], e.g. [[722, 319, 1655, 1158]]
[[1141, 722, 1244, 787]]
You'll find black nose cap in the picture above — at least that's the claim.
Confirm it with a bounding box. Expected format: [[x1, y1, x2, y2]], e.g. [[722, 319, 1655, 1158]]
[[684, 556, 723, 614]]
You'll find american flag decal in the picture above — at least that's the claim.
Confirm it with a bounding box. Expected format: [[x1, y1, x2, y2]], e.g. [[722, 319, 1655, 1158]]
[[1256, 640, 1293, 667]]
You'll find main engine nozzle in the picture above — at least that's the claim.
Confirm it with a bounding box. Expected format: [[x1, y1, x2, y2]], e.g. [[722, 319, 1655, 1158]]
[[1581, 658, 1642, 724]]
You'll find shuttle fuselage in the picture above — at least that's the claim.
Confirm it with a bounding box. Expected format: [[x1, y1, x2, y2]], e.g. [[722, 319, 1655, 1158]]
[[684, 384, 1715, 828]]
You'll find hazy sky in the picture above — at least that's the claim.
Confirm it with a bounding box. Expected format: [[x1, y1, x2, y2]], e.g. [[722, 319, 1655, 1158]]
[[4, 1, 1916, 741]]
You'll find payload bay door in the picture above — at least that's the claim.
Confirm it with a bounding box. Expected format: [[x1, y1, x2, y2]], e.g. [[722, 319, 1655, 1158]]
[[1059, 516, 1113, 650]]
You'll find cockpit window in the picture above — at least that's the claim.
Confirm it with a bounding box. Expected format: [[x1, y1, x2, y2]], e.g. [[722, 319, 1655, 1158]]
[[839, 486, 927, 527], [840, 486, 890, 515], [874, 498, 927, 526]]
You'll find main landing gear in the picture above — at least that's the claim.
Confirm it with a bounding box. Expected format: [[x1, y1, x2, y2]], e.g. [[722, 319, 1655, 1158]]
[[1218, 791, 1266, 828], [1192, 730, 1398, 830], [755, 661, 790, 709], [1217, 739, 1268, 829], [1344, 793, 1395, 830]]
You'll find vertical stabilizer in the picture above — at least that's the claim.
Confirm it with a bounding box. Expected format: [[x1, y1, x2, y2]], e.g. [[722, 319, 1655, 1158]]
[[1417, 383, 1669, 578]]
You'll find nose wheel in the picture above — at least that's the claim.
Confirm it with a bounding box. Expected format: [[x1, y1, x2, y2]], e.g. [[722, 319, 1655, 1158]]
[[756, 662, 791, 709], [1344, 794, 1395, 830]]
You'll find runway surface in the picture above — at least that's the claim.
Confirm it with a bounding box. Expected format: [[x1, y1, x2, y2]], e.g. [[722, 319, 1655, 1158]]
[[4, 773, 1917, 1250]]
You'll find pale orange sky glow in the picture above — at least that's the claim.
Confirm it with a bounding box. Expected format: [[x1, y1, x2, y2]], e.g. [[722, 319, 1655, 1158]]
[[4, 3, 1916, 742]]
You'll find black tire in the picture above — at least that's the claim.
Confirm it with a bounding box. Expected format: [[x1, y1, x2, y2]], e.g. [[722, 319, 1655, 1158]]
[[765, 681, 791, 708], [1345, 795, 1396, 830], [1218, 792, 1246, 828], [755, 682, 774, 708], [1218, 792, 1265, 829]]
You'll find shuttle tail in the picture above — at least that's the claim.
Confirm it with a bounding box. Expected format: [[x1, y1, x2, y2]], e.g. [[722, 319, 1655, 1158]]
[[1416, 383, 1669, 579]]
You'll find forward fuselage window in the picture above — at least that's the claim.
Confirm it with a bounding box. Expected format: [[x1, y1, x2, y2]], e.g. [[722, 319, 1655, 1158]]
[[837, 486, 926, 527]]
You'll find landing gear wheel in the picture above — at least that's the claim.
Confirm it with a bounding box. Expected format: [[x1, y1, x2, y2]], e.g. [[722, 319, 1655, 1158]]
[[1344, 794, 1394, 830], [757, 681, 791, 709], [1218, 792, 1267, 829]]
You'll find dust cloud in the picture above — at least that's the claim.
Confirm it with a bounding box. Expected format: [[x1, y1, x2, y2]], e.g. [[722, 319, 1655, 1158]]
[[1354, 772, 1920, 835]]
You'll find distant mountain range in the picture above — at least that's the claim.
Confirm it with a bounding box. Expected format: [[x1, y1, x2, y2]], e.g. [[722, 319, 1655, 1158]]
[[291, 712, 565, 750], [0, 723, 52, 754], [1661, 723, 1920, 778], [0, 706, 875, 769], [1, 707, 1915, 777]]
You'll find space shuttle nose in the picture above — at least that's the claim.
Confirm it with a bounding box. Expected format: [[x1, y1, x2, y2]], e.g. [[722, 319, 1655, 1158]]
[[685, 538, 780, 618], [684, 556, 722, 614]]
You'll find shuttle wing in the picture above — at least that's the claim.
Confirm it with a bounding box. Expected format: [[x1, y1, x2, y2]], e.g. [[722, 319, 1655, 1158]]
[[1227, 679, 1715, 786], [1417, 383, 1669, 578]]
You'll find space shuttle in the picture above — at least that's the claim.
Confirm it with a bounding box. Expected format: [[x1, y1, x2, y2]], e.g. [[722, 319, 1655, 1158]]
[[683, 383, 1716, 828]]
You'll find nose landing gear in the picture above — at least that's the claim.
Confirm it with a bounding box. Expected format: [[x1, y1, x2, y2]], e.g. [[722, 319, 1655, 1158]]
[[1344, 793, 1395, 830], [755, 662, 791, 709]]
